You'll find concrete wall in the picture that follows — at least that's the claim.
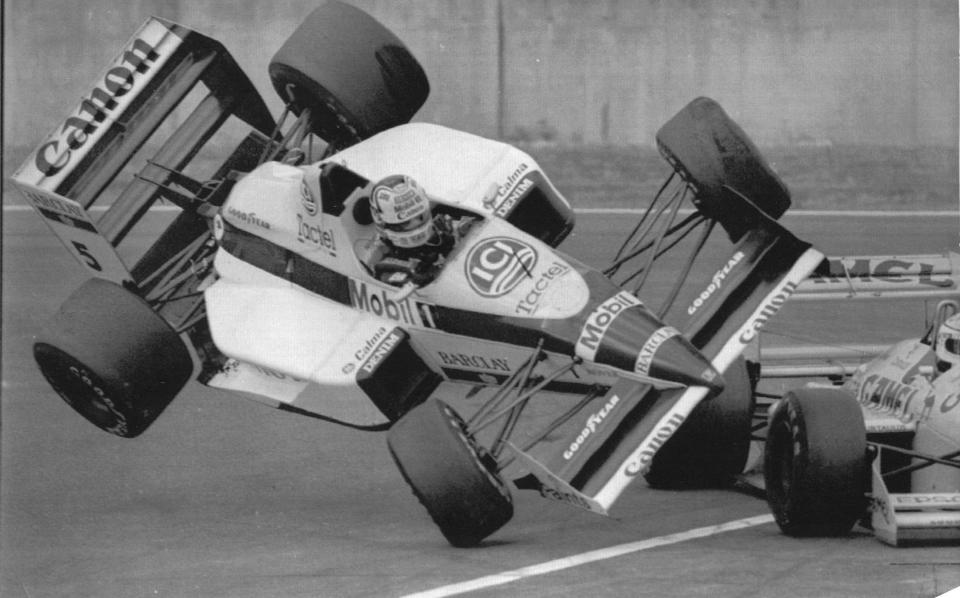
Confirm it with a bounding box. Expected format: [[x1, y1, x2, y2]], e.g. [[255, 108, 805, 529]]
[[4, 0, 957, 148]]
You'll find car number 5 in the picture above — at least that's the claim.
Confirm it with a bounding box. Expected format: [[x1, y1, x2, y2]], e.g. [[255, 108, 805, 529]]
[[71, 241, 103, 271]]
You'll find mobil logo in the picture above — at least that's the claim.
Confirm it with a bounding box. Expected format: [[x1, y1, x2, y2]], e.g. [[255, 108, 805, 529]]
[[465, 237, 538, 297]]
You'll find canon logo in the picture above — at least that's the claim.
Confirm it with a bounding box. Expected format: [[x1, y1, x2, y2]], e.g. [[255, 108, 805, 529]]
[[623, 412, 686, 477], [465, 237, 537, 297], [35, 37, 160, 177], [738, 281, 799, 344]]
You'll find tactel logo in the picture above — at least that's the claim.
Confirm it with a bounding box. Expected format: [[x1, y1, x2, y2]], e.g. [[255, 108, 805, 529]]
[[465, 237, 538, 297]]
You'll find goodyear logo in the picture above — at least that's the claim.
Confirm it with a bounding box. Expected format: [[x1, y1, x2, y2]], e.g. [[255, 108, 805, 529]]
[[465, 237, 538, 297]]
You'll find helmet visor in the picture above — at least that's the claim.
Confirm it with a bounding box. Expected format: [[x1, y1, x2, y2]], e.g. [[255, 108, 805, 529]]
[[380, 210, 430, 233]]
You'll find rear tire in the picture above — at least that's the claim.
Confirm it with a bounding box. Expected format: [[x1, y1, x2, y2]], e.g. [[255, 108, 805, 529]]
[[644, 357, 755, 489], [33, 278, 193, 438], [269, 0, 430, 148], [656, 97, 790, 241], [764, 387, 868, 537], [387, 399, 513, 547]]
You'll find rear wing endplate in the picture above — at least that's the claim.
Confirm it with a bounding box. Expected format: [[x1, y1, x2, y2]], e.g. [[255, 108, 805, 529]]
[[11, 17, 275, 285]]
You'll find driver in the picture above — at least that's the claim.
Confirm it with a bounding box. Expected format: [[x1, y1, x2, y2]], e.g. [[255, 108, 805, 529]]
[[367, 174, 463, 287], [934, 312, 960, 375]]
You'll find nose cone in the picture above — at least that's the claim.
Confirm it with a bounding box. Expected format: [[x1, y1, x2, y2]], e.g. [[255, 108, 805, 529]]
[[575, 291, 724, 393], [638, 330, 725, 393]]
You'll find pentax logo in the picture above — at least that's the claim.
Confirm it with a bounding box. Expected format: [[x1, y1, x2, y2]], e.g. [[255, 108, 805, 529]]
[[33, 34, 165, 178], [483, 163, 530, 211], [495, 176, 535, 217], [465, 237, 538, 297], [361, 330, 402, 373], [354, 326, 389, 363]]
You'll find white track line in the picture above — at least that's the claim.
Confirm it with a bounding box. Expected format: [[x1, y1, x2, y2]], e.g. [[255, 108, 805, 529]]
[[2, 204, 956, 217], [938, 585, 960, 598], [399, 514, 774, 598], [577, 208, 958, 217]]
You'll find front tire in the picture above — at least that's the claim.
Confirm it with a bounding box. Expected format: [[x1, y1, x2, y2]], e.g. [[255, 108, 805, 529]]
[[644, 357, 755, 489], [764, 387, 868, 537], [33, 278, 193, 438], [268, 0, 430, 148], [387, 399, 513, 547], [655, 97, 791, 241]]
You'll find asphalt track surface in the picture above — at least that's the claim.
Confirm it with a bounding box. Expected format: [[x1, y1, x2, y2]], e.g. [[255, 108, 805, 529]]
[[3, 209, 959, 598]]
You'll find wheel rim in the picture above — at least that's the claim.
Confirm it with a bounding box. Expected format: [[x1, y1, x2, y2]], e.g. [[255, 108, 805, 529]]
[[770, 419, 794, 501]]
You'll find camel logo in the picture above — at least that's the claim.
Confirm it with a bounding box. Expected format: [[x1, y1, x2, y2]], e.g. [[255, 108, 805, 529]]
[[465, 237, 538, 297]]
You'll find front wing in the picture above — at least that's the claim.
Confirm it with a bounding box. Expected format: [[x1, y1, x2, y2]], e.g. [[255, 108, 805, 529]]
[[510, 217, 825, 513]]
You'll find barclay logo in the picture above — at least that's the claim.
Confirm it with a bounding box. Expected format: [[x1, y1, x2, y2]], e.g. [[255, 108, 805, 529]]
[[465, 237, 538, 297]]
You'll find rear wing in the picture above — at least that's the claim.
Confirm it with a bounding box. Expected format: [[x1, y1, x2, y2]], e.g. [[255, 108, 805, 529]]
[[10, 17, 275, 285]]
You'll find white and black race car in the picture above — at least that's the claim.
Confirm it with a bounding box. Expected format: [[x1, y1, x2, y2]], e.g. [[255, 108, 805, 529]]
[[12, 1, 822, 546]]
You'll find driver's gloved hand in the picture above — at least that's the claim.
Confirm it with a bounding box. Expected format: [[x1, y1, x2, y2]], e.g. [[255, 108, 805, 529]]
[[376, 256, 433, 287], [383, 269, 412, 287]]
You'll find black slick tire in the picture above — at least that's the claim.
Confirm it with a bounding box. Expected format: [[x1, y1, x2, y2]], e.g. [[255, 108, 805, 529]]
[[387, 398, 513, 547], [764, 387, 868, 537], [655, 97, 790, 241], [268, 0, 429, 148], [644, 356, 755, 489], [33, 278, 193, 438]]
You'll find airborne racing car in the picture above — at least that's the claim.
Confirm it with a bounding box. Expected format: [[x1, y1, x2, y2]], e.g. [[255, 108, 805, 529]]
[[12, 1, 824, 546]]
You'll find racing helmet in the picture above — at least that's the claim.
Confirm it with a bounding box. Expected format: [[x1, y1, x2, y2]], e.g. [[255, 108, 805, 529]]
[[369, 174, 434, 248], [935, 312, 960, 374]]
